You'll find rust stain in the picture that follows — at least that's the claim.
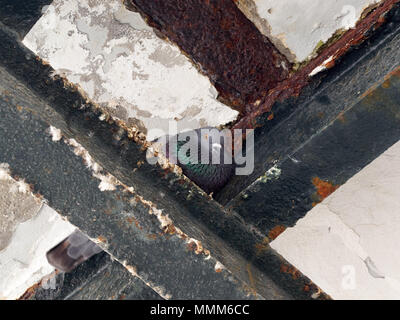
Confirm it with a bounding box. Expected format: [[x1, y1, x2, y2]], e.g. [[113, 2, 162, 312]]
[[126, 216, 143, 230], [312, 177, 339, 199], [136, 160, 144, 168], [187, 241, 197, 252], [97, 236, 107, 243], [246, 263, 258, 295], [386, 65, 400, 79], [215, 268, 223, 273], [360, 83, 380, 99], [186, 240, 208, 255], [382, 79, 391, 88], [254, 237, 269, 256], [280, 263, 301, 280], [268, 225, 286, 241], [325, 59, 336, 69], [126, 0, 290, 109], [278, 262, 331, 299], [267, 113, 274, 121], [382, 65, 400, 86], [146, 234, 158, 240], [18, 282, 42, 300], [312, 177, 339, 204], [337, 112, 346, 123], [164, 224, 176, 235], [126, 216, 134, 224], [361, 65, 400, 98], [18, 271, 59, 300]]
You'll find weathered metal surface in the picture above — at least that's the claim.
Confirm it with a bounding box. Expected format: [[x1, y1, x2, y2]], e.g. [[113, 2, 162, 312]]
[[270, 140, 400, 299], [20, 252, 163, 300], [3, 0, 398, 300], [22, 0, 239, 140], [234, 0, 384, 63], [216, 3, 400, 204], [0, 86, 256, 300], [0, 23, 327, 300], [125, 0, 290, 110], [225, 65, 400, 238], [233, 0, 400, 129]]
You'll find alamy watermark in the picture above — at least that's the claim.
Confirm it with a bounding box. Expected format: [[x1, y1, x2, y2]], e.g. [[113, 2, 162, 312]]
[[146, 122, 255, 176]]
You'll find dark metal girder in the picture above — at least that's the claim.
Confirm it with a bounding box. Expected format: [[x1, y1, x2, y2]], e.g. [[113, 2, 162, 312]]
[[0, 23, 324, 300], [1, 0, 399, 301], [216, 2, 400, 205], [20, 252, 163, 300]]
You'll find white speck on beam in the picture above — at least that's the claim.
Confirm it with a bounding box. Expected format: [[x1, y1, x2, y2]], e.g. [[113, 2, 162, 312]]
[[48, 126, 62, 142], [309, 56, 334, 77]]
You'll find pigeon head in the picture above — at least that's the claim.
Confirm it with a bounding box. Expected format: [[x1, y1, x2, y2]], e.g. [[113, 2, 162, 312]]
[[162, 127, 235, 194]]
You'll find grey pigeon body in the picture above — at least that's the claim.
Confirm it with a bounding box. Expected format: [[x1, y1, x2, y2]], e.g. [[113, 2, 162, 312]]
[[46, 230, 103, 273], [164, 127, 235, 194]]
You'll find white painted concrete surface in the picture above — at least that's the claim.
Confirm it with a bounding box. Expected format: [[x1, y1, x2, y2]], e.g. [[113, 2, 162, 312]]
[[271, 140, 400, 300], [236, 0, 381, 62], [23, 0, 238, 141], [0, 165, 76, 300]]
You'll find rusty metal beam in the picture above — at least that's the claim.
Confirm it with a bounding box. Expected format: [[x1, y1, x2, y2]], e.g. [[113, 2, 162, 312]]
[[233, 0, 400, 129], [125, 0, 290, 110], [0, 22, 325, 300], [216, 2, 400, 204]]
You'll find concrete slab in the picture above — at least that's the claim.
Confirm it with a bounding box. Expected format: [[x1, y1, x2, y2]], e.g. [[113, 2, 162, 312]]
[[236, 0, 382, 62], [271, 140, 400, 300], [0, 164, 76, 300], [23, 0, 239, 141]]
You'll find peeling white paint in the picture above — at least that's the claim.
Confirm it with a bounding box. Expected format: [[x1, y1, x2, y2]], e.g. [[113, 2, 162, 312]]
[[48, 126, 62, 142], [0, 164, 32, 194], [0, 163, 11, 181], [236, 0, 381, 62], [0, 201, 75, 300], [23, 0, 238, 141], [48, 128, 233, 300], [0, 167, 76, 300], [271, 140, 400, 300], [214, 261, 226, 272], [65, 137, 118, 192]]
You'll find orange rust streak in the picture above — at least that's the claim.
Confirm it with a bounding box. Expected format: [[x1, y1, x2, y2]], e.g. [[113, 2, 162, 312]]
[[246, 263, 257, 292], [312, 177, 339, 202], [361, 64, 400, 97], [254, 237, 269, 256], [268, 225, 286, 241], [280, 263, 301, 280]]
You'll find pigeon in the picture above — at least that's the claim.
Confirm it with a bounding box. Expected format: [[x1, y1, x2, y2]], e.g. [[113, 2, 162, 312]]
[[46, 128, 235, 273], [46, 229, 103, 273], [162, 127, 235, 194]]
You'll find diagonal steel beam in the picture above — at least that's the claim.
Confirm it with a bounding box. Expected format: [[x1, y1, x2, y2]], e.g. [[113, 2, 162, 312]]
[[0, 23, 325, 299]]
